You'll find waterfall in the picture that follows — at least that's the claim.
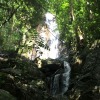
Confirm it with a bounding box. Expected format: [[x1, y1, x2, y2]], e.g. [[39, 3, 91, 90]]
[[29, 12, 68, 60], [36, 13, 71, 98], [50, 61, 71, 97], [50, 74, 60, 96], [38, 12, 60, 59]]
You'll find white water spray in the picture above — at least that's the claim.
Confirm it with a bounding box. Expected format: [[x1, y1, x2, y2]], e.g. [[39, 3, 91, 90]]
[[39, 12, 60, 59]]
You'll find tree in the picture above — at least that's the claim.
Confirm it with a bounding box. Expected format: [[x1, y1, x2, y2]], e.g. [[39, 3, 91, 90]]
[[0, 0, 48, 57], [48, 0, 100, 52]]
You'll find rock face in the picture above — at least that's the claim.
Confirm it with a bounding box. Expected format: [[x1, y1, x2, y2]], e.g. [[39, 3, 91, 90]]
[[0, 89, 16, 100], [0, 57, 48, 100], [82, 47, 100, 84], [76, 47, 100, 100], [40, 63, 63, 77]]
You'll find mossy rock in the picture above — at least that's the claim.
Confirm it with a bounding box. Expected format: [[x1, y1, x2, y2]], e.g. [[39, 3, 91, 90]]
[[0, 89, 16, 100]]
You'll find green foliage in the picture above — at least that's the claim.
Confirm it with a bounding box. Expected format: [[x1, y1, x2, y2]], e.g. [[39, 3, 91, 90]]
[[48, 0, 100, 51], [0, 0, 48, 54], [0, 1, 100, 99]]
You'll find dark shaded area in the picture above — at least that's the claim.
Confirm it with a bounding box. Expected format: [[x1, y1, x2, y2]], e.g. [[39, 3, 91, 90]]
[[0, 45, 100, 100], [40, 63, 63, 77], [0, 53, 51, 100], [67, 46, 100, 100]]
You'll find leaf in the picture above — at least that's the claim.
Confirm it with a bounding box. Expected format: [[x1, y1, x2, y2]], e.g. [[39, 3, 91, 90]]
[[61, 3, 69, 9]]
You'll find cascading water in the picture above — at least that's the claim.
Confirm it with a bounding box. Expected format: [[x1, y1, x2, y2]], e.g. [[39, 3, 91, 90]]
[[38, 12, 60, 59], [50, 61, 71, 97], [37, 13, 71, 98]]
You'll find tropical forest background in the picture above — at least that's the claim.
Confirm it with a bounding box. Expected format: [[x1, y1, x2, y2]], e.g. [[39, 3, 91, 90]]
[[0, 0, 100, 100]]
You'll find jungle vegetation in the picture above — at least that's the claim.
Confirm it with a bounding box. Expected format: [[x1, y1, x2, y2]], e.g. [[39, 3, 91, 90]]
[[0, 0, 100, 100]]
